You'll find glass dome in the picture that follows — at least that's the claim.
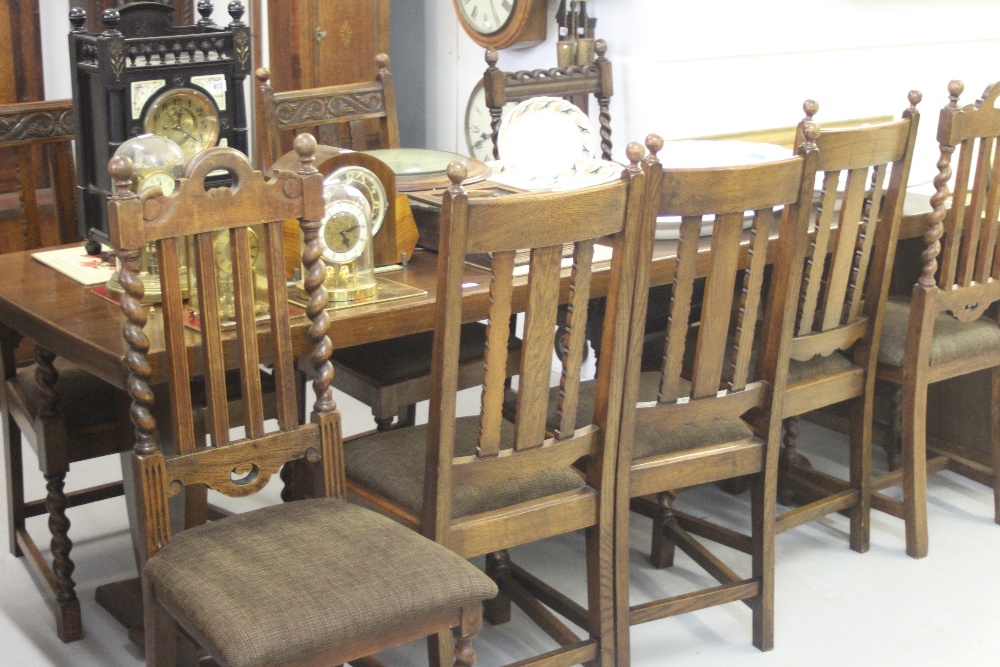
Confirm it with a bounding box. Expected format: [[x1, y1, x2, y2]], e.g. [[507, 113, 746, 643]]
[[113, 134, 186, 194]]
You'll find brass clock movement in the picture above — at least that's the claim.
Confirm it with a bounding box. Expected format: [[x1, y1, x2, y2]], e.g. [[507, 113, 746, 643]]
[[453, 0, 547, 50], [69, 1, 250, 251]]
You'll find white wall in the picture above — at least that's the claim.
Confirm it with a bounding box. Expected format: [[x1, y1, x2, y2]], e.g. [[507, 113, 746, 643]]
[[425, 0, 1000, 172], [36, 0, 1000, 175]]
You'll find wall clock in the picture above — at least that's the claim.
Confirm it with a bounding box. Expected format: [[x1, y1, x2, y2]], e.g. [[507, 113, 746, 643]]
[[464, 80, 517, 162], [452, 0, 547, 50], [69, 1, 251, 250]]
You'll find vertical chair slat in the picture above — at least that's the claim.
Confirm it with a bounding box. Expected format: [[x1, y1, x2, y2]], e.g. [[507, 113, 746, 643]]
[[940, 139, 974, 289], [660, 215, 702, 403], [158, 237, 196, 453], [349, 120, 367, 150], [194, 232, 231, 449], [731, 208, 771, 391], [958, 136, 994, 286], [556, 239, 595, 440], [845, 164, 887, 323], [263, 220, 298, 431], [798, 172, 839, 336], [514, 244, 563, 452], [230, 226, 265, 440], [980, 141, 1000, 282], [478, 250, 516, 458], [819, 167, 867, 331], [691, 212, 743, 399]]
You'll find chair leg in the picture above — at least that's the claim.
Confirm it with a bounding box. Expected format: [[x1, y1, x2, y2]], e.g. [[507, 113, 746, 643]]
[[847, 395, 871, 553], [45, 471, 82, 642], [428, 628, 455, 666], [886, 385, 903, 471], [3, 406, 24, 558], [901, 377, 929, 558], [483, 550, 512, 625], [584, 521, 616, 667], [749, 470, 775, 652], [144, 583, 178, 667], [374, 416, 395, 432], [649, 491, 676, 569], [778, 416, 800, 505], [396, 404, 417, 430], [991, 367, 1000, 525]]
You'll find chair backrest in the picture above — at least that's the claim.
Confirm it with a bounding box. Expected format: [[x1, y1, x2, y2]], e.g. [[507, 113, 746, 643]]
[[422, 144, 649, 548], [256, 54, 400, 169], [0, 99, 78, 252], [483, 41, 613, 161], [789, 94, 921, 365], [620, 128, 819, 453], [921, 80, 1000, 319], [109, 134, 337, 563]]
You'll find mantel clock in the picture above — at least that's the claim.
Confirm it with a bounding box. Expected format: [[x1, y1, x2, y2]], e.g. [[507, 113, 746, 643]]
[[69, 1, 251, 250]]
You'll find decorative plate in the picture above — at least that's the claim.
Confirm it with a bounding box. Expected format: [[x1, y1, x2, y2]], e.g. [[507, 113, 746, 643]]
[[497, 96, 597, 179], [363, 148, 491, 192]]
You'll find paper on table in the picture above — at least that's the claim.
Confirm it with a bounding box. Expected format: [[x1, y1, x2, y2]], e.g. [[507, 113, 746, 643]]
[[32, 244, 116, 285]]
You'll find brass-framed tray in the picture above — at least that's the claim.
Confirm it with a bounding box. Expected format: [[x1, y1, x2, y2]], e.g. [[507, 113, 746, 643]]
[[363, 148, 491, 192], [288, 275, 426, 312]]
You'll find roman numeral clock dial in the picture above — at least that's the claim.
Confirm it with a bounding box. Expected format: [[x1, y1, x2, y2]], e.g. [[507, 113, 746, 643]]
[[452, 0, 546, 50]]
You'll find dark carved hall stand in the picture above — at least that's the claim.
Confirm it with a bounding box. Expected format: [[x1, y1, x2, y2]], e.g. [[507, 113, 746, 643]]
[[72, 1, 195, 31]]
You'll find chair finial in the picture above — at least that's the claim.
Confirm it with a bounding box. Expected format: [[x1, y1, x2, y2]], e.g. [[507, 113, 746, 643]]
[[447, 160, 468, 187], [801, 120, 820, 147], [908, 90, 923, 111], [645, 134, 664, 163], [595, 39, 607, 58], [485, 47, 498, 68], [948, 80, 964, 107], [626, 141, 645, 171], [109, 156, 134, 198], [375, 53, 390, 71], [255, 67, 271, 85], [802, 99, 819, 123], [294, 133, 317, 175]]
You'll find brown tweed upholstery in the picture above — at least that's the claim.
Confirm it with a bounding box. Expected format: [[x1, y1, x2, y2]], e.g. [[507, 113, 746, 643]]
[[344, 416, 586, 518], [144, 498, 497, 667], [8, 357, 128, 430], [787, 350, 856, 384], [879, 297, 1000, 367], [332, 323, 521, 386], [549, 372, 755, 460]]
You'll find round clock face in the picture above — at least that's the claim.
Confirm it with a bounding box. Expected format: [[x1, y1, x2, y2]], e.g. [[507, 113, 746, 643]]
[[137, 170, 176, 196], [320, 201, 369, 264], [213, 228, 260, 273], [456, 0, 515, 35], [327, 166, 387, 236], [464, 80, 517, 162], [143, 87, 220, 160]]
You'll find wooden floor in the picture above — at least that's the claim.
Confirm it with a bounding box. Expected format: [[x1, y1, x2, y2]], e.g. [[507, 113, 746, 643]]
[[2, 384, 999, 666]]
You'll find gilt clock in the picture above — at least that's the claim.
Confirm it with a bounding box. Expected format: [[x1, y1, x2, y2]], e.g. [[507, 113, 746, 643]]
[[453, 0, 547, 50], [69, 1, 251, 249]]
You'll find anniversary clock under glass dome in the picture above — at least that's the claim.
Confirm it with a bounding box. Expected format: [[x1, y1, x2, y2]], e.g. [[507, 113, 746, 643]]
[[69, 1, 250, 251]]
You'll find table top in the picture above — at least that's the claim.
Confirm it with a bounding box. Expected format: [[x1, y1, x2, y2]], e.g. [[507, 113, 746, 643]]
[[0, 187, 934, 390]]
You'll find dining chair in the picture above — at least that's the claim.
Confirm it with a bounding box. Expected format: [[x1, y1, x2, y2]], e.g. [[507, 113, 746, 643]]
[[607, 129, 820, 663], [0, 98, 134, 642], [482, 39, 613, 161], [874, 80, 1000, 559], [773, 94, 921, 552], [108, 134, 497, 666], [258, 55, 521, 432], [343, 144, 650, 666]]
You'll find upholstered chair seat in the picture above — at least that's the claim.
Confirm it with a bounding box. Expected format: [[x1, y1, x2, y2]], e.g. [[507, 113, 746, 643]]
[[878, 297, 1000, 367], [345, 417, 585, 518], [145, 499, 497, 667]]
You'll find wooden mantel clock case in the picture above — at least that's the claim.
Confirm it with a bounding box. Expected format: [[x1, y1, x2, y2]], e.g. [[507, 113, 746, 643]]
[[68, 1, 250, 249]]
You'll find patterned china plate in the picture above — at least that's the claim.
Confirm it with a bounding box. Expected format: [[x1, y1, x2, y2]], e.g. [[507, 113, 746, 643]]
[[497, 96, 598, 180], [486, 158, 622, 192]]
